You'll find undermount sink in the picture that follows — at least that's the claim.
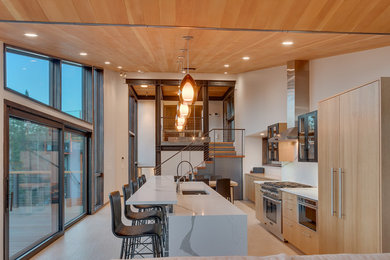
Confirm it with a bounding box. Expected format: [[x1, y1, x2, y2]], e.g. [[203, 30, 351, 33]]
[[181, 190, 208, 195]]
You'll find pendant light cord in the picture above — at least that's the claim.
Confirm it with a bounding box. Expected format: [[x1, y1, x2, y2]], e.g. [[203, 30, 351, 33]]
[[187, 39, 189, 74]]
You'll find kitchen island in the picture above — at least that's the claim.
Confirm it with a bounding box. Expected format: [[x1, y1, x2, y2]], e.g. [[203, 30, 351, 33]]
[[126, 176, 247, 257]]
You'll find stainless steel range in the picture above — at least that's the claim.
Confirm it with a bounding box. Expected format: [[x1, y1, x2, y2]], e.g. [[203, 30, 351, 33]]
[[260, 181, 311, 240]]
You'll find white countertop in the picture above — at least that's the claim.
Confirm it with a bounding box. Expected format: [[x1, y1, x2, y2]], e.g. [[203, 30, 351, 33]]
[[280, 187, 318, 201], [173, 182, 246, 216], [126, 175, 178, 205], [253, 180, 279, 185]]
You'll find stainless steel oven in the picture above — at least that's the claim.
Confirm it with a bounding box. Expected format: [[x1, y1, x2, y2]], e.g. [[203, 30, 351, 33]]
[[298, 196, 317, 231], [262, 194, 283, 240]]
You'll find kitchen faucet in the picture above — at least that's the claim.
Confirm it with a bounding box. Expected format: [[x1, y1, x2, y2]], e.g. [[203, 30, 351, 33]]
[[176, 160, 194, 193]]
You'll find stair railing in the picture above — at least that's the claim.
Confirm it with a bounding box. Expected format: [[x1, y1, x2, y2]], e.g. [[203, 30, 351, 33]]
[[154, 128, 245, 176]]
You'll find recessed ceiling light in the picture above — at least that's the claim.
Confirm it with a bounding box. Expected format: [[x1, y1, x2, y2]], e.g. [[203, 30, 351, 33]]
[[224, 72, 228, 74], [104, 61, 110, 65], [137, 69, 142, 73], [80, 52, 87, 56], [224, 64, 230, 68], [260, 133, 265, 136], [24, 33, 38, 37], [242, 56, 250, 60], [141, 85, 148, 88], [118, 66, 123, 69], [282, 41, 294, 46], [182, 70, 186, 74]]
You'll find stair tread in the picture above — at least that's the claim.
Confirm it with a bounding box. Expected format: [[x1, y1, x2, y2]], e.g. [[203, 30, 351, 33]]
[[209, 142, 234, 144], [210, 155, 245, 158], [208, 146, 235, 149], [205, 161, 214, 164]]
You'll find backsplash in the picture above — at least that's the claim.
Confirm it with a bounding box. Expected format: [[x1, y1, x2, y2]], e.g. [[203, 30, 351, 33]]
[[281, 161, 318, 187]]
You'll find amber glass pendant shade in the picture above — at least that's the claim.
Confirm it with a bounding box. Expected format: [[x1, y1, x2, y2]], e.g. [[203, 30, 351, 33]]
[[179, 74, 198, 105], [177, 103, 190, 118]]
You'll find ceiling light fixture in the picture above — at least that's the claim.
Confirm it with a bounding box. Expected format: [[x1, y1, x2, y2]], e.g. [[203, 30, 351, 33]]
[[80, 52, 87, 56], [140, 84, 148, 88], [224, 72, 228, 75], [242, 56, 250, 60], [282, 41, 294, 45], [118, 66, 123, 69], [24, 33, 38, 37], [178, 103, 190, 117], [179, 36, 198, 105], [224, 64, 230, 68], [105, 61, 111, 65]]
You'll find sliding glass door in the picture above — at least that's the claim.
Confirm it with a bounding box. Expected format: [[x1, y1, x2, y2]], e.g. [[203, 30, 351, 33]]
[[8, 116, 60, 259], [5, 106, 91, 259], [64, 131, 87, 224]]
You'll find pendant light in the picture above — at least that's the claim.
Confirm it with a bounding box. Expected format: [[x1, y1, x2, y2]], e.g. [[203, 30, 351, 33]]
[[176, 114, 186, 127], [177, 103, 190, 118], [179, 36, 198, 105]]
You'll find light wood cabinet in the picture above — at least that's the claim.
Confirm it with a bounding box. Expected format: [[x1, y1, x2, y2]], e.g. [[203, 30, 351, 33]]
[[255, 183, 263, 222], [244, 173, 275, 202], [318, 78, 390, 254], [282, 191, 319, 254]]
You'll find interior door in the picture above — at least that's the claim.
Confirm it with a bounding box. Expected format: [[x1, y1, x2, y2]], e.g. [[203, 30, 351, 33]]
[[339, 82, 380, 253], [318, 96, 344, 254]]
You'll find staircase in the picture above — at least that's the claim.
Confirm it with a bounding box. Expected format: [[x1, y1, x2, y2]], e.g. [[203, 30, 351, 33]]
[[154, 128, 245, 199]]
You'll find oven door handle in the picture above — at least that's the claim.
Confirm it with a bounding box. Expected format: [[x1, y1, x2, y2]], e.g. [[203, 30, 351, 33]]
[[263, 196, 282, 204], [298, 202, 317, 210]]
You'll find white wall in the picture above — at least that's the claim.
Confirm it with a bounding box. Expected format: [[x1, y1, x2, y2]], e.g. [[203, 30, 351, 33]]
[[209, 101, 223, 142], [235, 45, 390, 187], [310, 45, 390, 110], [161, 151, 204, 176], [137, 100, 156, 166], [103, 70, 129, 203], [235, 66, 286, 179]]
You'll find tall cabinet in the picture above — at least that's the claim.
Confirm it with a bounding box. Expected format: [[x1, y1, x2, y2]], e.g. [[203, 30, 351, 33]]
[[318, 78, 390, 254]]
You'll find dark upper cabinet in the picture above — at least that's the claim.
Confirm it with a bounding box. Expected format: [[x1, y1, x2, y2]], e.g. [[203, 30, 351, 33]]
[[298, 111, 318, 162], [267, 123, 287, 164]]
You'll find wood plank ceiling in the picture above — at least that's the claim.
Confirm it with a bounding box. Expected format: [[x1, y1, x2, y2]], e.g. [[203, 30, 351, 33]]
[[0, 1, 390, 73], [1, 23, 390, 73], [1, 0, 390, 34]]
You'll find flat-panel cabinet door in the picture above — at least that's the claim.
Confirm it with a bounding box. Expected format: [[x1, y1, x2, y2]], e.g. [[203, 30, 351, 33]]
[[339, 82, 380, 253], [318, 96, 344, 254]]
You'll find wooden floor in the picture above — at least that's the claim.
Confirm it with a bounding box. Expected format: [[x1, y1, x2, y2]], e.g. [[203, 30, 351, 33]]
[[32, 201, 299, 260]]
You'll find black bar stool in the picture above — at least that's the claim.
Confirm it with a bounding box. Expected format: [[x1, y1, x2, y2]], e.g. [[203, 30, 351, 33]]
[[216, 178, 232, 202], [129, 180, 164, 212], [122, 184, 163, 225], [109, 191, 163, 259]]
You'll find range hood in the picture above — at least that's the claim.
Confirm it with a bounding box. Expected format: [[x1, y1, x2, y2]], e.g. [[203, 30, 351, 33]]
[[269, 60, 310, 142]]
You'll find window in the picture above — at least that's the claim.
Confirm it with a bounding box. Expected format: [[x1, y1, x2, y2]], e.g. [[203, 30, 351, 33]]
[[4, 46, 93, 122], [8, 116, 60, 259], [5, 49, 50, 104], [61, 63, 83, 118], [64, 131, 87, 224], [5, 103, 92, 259]]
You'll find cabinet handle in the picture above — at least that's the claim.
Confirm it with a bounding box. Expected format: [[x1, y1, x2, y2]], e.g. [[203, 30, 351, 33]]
[[331, 168, 335, 216], [338, 168, 343, 219]]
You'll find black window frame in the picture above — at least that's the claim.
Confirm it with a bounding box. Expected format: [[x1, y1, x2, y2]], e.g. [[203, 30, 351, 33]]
[[3, 45, 94, 123], [3, 100, 93, 260]]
